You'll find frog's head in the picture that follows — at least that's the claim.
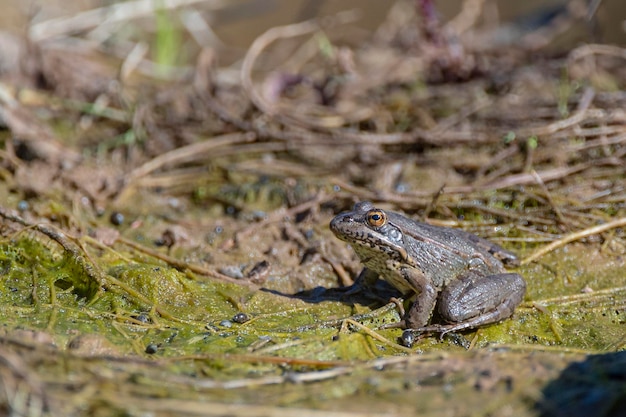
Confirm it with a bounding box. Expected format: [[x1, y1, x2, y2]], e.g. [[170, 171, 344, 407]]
[[330, 202, 409, 263]]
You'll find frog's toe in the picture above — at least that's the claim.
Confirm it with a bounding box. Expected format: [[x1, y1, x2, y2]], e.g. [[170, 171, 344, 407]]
[[413, 324, 445, 333], [409, 324, 455, 340]]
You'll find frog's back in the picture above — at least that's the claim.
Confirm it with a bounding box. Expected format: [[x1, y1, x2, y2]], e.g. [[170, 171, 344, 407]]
[[386, 211, 515, 281]]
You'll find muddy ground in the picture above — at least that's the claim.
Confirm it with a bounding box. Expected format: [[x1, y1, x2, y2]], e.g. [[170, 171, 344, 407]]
[[0, 1, 625, 416]]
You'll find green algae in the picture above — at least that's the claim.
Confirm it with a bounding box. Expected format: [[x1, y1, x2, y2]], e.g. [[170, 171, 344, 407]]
[[2, 208, 624, 359]]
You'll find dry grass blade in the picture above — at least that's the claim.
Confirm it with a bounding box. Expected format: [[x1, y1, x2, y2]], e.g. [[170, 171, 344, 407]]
[[522, 217, 626, 265], [241, 10, 359, 120], [568, 43, 626, 63], [29, 0, 231, 41], [115, 236, 258, 288], [114, 131, 257, 204], [126, 131, 257, 181], [532, 285, 626, 308], [517, 87, 596, 137], [342, 319, 414, 354]]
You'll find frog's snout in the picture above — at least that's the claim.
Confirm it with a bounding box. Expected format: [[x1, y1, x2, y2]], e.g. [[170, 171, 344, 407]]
[[329, 216, 342, 235], [329, 213, 351, 237]]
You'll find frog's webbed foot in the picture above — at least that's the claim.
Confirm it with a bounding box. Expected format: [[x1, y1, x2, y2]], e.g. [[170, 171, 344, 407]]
[[397, 325, 447, 347]]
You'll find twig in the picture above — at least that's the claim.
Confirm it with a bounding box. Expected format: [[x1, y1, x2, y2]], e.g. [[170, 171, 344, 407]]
[[232, 193, 329, 244], [463, 161, 595, 193], [0, 206, 195, 322], [421, 184, 446, 220], [0, 206, 107, 289], [321, 254, 354, 287]]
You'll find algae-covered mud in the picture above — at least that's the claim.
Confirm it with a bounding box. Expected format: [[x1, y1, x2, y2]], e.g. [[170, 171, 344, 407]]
[[1, 1, 625, 416]]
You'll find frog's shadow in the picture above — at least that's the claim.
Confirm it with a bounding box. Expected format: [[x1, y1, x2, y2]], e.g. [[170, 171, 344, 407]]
[[261, 277, 402, 309], [536, 351, 626, 417]]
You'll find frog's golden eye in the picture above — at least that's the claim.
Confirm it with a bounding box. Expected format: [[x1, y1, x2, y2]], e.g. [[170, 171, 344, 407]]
[[366, 210, 386, 227]]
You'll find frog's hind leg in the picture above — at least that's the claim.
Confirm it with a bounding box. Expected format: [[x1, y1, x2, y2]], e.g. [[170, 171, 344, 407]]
[[418, 271, 526, 335]]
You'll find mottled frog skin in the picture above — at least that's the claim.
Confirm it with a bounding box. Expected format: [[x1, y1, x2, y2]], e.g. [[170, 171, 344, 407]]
[[330, 202, 526, 334]]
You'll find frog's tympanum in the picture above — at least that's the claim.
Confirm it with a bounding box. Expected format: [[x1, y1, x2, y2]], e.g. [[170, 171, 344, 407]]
[[330, 202, 526, 335]]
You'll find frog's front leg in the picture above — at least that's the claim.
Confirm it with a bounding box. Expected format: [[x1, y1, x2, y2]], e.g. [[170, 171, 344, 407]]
[[379, 266, 438, 330], [421, 270, 526, 334], [398, 267, 439, 329]]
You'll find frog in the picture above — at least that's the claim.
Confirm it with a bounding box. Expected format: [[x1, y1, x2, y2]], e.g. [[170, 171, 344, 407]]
[[330, 201, 526, 337]]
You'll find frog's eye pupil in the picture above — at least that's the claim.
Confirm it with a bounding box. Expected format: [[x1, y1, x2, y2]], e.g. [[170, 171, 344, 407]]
[[367, 210, 386, 227]]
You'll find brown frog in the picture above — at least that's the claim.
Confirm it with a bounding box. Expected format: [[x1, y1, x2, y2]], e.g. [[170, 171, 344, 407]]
[[330, 202, 526, 337]]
